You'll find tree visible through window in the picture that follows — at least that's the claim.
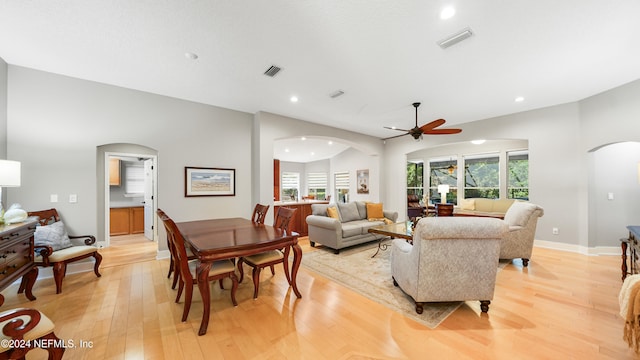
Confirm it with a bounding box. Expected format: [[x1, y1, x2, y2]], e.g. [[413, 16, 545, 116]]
[[464, 154, 499, 199], [407, 161, 423, 198], [508, 150, 529, 200]]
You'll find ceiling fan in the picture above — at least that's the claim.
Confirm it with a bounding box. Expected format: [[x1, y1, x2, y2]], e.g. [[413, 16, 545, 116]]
[[383, 102, 462, 140]]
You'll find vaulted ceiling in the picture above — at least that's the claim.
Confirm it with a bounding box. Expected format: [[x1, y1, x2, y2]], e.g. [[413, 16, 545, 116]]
[[1, 0, 639, 142]]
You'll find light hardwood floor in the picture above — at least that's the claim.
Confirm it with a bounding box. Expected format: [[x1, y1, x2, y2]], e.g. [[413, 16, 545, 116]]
[[1, 236, 635, 359]]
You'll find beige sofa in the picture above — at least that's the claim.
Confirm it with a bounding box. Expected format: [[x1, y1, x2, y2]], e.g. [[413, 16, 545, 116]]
[[454, 198, 516, 218], [391, 217, 508, 314], [306, 202, 398, 254]]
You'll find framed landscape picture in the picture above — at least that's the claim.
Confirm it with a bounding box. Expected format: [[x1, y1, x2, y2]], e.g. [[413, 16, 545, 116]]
[[185, 167, 235, 197]]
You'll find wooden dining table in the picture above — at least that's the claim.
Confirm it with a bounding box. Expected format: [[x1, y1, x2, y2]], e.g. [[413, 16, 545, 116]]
[[176, 217, 302, 335]]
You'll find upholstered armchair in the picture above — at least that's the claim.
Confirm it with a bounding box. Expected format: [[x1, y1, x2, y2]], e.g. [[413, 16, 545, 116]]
[[391, 217, 507, 314], [0, 308, 65, 359], [27, 208, 102, 294], [407, 194, 423, 219], [500, 202, 544, 266]]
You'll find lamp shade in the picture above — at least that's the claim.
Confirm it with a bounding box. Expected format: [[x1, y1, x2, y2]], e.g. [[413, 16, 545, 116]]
[[0, 160, 21, 187], [437, 184, 450, 194]]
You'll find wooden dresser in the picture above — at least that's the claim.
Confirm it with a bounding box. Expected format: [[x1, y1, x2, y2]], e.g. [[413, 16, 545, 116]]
[[0, 217, 38, 306]]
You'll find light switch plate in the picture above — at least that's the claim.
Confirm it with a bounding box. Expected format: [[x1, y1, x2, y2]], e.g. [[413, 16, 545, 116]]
[[50, 194, 58, 203], [69, 194, 78, 203]]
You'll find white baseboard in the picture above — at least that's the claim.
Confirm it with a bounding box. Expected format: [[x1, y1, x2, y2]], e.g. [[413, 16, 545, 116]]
[[533, 239, 620, 256]]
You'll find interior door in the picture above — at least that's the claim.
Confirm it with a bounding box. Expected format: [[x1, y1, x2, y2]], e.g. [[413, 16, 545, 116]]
[[143, 159, 154, 240]]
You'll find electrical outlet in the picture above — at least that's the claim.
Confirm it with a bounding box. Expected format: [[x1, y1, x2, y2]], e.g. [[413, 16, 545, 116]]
[[552, 227, 559, 235]]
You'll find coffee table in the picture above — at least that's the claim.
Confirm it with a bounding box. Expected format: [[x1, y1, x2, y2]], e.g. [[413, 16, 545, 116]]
[[368, 221, 414, 257]]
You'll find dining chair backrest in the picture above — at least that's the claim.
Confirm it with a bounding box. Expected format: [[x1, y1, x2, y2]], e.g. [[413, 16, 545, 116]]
[[274, 207, 296, 232], [28, 208, 60, 226], [161, 214, 193, 284], [251, 204, 270, 224]]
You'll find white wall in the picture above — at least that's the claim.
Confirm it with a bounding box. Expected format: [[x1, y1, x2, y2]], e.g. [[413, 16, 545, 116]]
[[6, 66, 254, 249], [330, 147, 381, 202]]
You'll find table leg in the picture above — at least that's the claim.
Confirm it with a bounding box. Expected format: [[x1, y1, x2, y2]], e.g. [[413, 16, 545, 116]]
[[196, 262, 212, 336], [290, 243, 303, 299], [622, 240, 629, 282]]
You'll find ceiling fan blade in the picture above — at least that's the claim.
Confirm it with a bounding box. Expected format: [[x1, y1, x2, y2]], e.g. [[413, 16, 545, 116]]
[[419, 119, 446, 132], [424, 128, 462, 135], [383, 132, 410, 140], [383, 126, 409, 132]]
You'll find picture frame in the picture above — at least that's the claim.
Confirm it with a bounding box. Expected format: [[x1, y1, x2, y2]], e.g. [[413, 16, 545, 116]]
[[357, 169, 369, 194], [185, 167, 235, 197]]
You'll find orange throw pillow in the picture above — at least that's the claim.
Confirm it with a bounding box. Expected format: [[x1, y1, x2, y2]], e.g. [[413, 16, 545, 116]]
[[366, 203, 384, 220], [327, 206, 339, 219]]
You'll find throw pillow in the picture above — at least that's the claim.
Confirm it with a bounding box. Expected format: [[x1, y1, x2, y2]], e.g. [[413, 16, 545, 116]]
[[34, 221, 74, 252], [366, 203, 384, 220], [337, 202, 360, 222], [326, 206, 340, 220], [460, 198, 475, 210]]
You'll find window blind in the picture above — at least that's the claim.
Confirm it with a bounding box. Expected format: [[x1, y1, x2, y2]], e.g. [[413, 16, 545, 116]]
[[307, 172, 327, 188], [334, 171, 350, 189], [282, 172, 300, 189]]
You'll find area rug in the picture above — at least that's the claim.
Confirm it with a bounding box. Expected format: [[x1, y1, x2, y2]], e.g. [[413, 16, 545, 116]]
[[300, 240, 462, 329]]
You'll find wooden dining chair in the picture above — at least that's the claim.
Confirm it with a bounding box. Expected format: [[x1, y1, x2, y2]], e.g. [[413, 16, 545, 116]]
[[157, 209, 196, 289], [26, 208, 102, 294], [251, 203, 270, 224], [237, 206, 297, 299], [161, 213, 238, 322]]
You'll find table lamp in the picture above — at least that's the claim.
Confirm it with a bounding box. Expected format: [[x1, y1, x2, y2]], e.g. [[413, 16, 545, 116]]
[[0, 160, 21, 221], [437, 184, 450, 204]]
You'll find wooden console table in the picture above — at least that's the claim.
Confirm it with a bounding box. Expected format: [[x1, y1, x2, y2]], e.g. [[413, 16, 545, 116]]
[[621, 225, 640, 281], [0, 217, 39, 306]]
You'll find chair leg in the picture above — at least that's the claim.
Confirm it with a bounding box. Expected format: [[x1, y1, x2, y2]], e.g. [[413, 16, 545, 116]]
[[176, 278, 184, 303], [252, 266, 262, 299], [171, 269, 180, 290], [93, 251, 102, 277], [53, 262, 66, 294], [522, 258, 529, 267], [182, 285, 193, 322], [237, 258, 245, 283], [229, 273, 238, 306], [218, 279, 224, 290], [167, 257, 174, 279], [269, 265, 275, 275], [480, 300, 491, 313]]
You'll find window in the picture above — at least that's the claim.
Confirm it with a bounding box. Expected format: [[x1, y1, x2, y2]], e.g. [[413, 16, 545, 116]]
[[407, 161, 424, 198], [307, 172, 328, 200], [429, 157, 457, 205], [124, 161, 144, 196], [334, 171, 350, 203], [281, 172, 300, 201], [464, 153, 499, 199], [508, 150, 529, 200]]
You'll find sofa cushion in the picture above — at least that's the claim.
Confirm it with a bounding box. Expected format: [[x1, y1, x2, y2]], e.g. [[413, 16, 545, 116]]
[[366, 202, 384, 220], [460, 198, 475, 210], [355, 201, 368, 219], [327, 206, 340, 220], [338, 202, 360, 222], [311, 203, 330, 216], [341, 222, 363, 238], [359, 219, 386, 234]]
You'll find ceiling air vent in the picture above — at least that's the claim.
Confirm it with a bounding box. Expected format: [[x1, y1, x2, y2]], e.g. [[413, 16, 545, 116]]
[[437, 27, 473, 49], [263, 65, 282, 77], [329, 90, 345, 99]]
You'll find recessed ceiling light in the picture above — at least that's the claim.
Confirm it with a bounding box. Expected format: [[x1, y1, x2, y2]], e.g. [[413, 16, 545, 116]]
[[284, 148, 290, 152], [301, 137, 306, 141], [440, 6, 456, 20], [185, 52, 198, 60], [515, 96, 525, 102], [310, 152, 315, 156], [471, 139, 486, 145], [290, 96, 299, 103], [328, 141, 333, 145]]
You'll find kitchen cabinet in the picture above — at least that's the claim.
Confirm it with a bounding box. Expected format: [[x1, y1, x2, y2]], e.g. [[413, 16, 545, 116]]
[[109, 158, 121, 186], [110, 207, 144, 235]]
